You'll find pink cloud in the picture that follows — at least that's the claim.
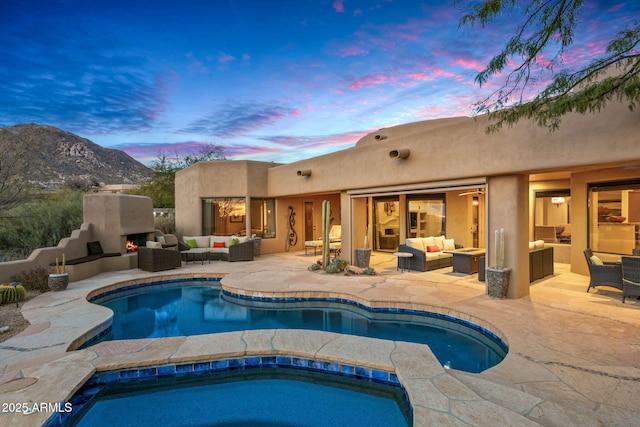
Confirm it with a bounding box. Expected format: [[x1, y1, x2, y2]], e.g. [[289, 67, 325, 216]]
[[406, 72, 432, 81], [218, 52, 235, 64], [336, 45, 369, 57], [349, 74, 388, 90], [451, 58, 483, 71], [333, 0, 344, 13]]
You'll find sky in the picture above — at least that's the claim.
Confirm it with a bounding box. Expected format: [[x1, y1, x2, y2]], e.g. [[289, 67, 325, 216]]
[[1, 1, 637, 166]]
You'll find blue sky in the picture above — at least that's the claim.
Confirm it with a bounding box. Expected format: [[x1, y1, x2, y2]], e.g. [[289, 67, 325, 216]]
[[1, 1, 637, 165]]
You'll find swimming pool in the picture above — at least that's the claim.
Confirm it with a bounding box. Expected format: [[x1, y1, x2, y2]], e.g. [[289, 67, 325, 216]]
[[90, 279, 507, 373], [57, 364, 412, 427]]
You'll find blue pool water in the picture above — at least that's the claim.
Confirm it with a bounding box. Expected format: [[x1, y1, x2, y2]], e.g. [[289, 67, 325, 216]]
[[61, 368, 411, 427], [92, 279, 507, 373]]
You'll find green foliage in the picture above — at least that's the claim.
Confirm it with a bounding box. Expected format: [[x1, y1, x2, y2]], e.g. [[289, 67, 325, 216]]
[[0, 189, 83, 260], [12, 267, 50, 293], [309, 263, 322, 271], [325, 258, 349, 274], [455, 0, 640, 132], [132, 144, 227, 208], [363, 267, 376, 276], [0, 283, 26, 304]]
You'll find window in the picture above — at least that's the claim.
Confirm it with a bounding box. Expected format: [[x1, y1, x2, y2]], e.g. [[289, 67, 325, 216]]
[[250, 198, 276, 238], [406, 194, 445, 238], [534, 190, 571, 244], [589, 180, 640, 254], [202, 198, 246, 235]]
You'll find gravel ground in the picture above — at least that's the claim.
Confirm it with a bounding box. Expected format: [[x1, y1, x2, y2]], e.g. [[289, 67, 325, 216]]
[[0, 291, 36, 343]]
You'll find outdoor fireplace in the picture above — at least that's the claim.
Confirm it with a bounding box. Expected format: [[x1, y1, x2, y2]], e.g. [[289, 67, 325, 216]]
[[125, 233, 149, 252]]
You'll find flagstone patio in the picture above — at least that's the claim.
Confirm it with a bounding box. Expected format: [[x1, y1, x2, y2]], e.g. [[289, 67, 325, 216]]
[[1, 251, 639, 426]]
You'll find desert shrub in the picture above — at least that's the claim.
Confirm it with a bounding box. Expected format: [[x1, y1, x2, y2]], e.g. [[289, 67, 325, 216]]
[[0, 189, 83, 260], [12, 267, 50, 293], [309, 263, 321, 271], [363, 267, 376, 276]]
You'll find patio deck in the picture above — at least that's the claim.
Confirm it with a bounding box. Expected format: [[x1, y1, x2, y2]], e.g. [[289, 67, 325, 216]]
[[0, 251, 639, 426]]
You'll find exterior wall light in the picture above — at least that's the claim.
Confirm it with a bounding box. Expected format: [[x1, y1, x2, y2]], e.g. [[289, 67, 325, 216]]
[[297, 169, 312, 177], [389, 148, 410, 159]]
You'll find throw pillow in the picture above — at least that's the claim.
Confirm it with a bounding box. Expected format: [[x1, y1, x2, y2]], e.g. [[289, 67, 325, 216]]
[[156, 235, 166, 245], [229, 237, 239, 246], [427, 245, 440, 253], [146, 241, 162, 248], [213, 241, 225, 248], [87, 241, 104, 256], [186, 239, 197, 249], [443, 238, 455, 251], [590, 255, 604, 266]]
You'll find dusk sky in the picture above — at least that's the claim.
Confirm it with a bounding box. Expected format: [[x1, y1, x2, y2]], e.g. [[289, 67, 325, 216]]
[[1, 1, 637, 165]]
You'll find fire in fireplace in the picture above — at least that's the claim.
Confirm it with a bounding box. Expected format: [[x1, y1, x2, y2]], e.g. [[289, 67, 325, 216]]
[[126, 233, 149, 252]]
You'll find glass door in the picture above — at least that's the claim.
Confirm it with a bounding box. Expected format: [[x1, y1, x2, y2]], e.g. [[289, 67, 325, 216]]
[[374, 197, 399, 252]]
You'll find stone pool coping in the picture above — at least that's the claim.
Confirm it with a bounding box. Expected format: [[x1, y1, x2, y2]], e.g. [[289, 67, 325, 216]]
[[0, 271, 527, 427]]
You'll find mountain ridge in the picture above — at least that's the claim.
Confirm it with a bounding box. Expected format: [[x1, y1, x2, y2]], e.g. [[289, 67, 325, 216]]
[[0, 124, 150, 188]]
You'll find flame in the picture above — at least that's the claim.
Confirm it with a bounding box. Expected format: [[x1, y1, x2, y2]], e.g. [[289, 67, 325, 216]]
[[126, 240, 138, 252]]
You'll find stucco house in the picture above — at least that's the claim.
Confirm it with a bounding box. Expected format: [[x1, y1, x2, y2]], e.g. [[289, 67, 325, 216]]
[[175, 99, 640, 298]]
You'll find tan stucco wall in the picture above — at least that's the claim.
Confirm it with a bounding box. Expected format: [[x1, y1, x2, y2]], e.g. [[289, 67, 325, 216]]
[[266, 100, 639, 197]]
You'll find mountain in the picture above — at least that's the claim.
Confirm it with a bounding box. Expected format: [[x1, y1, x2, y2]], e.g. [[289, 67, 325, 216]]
[[0, 124, 150, 188]]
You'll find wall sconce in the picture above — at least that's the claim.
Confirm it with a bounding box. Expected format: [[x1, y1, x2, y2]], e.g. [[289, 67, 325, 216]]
[[297, 169, 311, 177], [551, 197, 565, 207], [472, 196, 479, 206], [389, 148, 410, 159], [375, 134, 387, 140]]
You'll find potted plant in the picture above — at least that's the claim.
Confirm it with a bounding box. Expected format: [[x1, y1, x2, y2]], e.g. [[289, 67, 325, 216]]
[[48, 253, 69, 291], [356, 226, 372, 268], [486, 229, 510, 299]]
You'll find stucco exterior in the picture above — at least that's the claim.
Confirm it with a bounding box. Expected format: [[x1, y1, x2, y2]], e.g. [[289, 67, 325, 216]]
[[175, 100, 640, 298]]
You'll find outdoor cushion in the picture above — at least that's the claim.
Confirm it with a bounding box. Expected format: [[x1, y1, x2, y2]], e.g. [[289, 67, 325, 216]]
[[427, 245, 440, 252], [434, 235, 445, 250], [156, 235, 166, 245], [422, 236, 435, 248], [186, 239, 197, 248], [405, 238, 425, 252], [87, 241, 104, 256], [146, 240, 162, 248], [229, 237, 239, 246], [590, 255, 604, 266], [213, 241, 225, 248], [443, 238, 455, 251]]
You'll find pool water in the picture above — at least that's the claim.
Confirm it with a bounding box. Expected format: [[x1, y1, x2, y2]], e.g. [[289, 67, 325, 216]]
[[92, 280, 507, 373], [63, 369, 411, 427]]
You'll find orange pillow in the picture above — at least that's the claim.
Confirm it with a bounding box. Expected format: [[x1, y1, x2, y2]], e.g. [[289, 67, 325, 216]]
[[427, 245, 440, 252], [213, 241, 225, 248]]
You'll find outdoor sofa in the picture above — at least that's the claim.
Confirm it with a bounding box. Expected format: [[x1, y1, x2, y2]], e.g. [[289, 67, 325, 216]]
[[182, 235, 254, 262], [397, 235, 462, 271]]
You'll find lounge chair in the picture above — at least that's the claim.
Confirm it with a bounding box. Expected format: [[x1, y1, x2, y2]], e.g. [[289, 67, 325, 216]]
[[304, 225, 341, 255], [621, 256, 640, 303], [583, 249, 622, 293]]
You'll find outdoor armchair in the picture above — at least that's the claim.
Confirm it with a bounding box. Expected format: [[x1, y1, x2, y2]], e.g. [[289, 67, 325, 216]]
[[621, 256, 640, 303], [583, 249, 622, 293]]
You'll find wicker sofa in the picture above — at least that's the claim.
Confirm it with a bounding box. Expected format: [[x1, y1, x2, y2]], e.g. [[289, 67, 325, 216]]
[[397, 236, 462, 271], [182, 235, 254, 262]]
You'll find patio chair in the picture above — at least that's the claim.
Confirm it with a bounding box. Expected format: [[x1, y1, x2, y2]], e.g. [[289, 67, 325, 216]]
[[583, 249, 622, 293], [621, 256, 640, 303]]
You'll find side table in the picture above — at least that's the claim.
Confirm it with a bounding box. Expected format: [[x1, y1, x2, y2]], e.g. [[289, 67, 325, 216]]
[[393, 252, 413, 273]]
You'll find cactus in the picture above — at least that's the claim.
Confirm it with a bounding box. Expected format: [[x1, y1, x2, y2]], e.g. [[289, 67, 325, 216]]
[[0, 283, 26, 305], [321, 200, 330, 269], [55, 253, 66, 274]]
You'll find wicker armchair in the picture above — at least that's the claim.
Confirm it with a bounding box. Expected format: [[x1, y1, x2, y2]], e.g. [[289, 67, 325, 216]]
[[224, 241, 255, 262], [138, 247, 182, 272], [583, 249, 622, 292], [621, 256, 640, 303]]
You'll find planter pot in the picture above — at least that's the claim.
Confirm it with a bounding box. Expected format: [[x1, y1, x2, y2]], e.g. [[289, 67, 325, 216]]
[[48, 273, 69, 291], [356, 248, 372, 268], [486, 267, 511, 299]]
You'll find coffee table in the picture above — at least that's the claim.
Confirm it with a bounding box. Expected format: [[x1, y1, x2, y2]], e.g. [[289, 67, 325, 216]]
[[446, 248, 486, 274]]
